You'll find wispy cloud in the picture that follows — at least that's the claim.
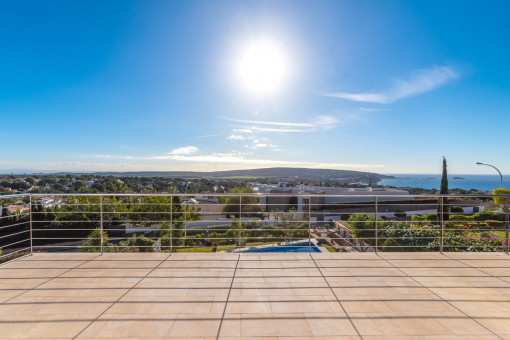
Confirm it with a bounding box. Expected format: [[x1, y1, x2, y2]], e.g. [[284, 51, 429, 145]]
[[120, 153, 382, 170], [222, 117, 315, 127], [220, 115, 338, 133], [250, 141, 279, 150], [234, 128, 253, 133], [1, 155, 384, 172], [192, 133, 230, 139], [168, 146, 198, 155], [227, 134, 247, 141], [323, 66, 458, 104], [249, 126, 308, 133]]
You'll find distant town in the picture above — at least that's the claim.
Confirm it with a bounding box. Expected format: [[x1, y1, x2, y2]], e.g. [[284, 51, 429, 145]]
[[0, 167, 486, 196]]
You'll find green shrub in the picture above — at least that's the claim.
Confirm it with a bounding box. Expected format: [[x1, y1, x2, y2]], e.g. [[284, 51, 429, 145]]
[[380, 223, 439, 250], [451, 206, 464, 213], [381, 239, 403, 252], [340, 214, 351, 221], [486, 220, 504, 229], [493, 188, 510, 205], [424, 213, 439, 221], [120, 234, 156, 252], [79, 229, 108, 252], [472, 211, 501, 221], [348, 214, 376, 245], [449, 214, 473, 222]]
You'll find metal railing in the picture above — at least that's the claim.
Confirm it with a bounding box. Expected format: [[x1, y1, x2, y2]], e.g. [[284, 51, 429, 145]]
[[0, 194, 31, 262], [1, 192, 509, 259]]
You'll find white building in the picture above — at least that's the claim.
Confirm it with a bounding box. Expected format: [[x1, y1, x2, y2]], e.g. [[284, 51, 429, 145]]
[[251, 183, 410, 212]]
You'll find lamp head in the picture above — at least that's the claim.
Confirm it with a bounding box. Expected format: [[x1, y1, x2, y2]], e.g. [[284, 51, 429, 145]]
[[476, 162, 482, 165]]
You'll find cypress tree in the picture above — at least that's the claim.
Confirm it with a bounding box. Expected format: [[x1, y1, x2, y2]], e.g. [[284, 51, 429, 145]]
[[438, 157, 449, 221]]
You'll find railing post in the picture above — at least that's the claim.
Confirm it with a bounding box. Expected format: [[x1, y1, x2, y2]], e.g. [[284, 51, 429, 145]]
[[505, 203, 509, 255], [440, 196, 444, 254], [29, 194, 33, 255], [239, 196, 242, 248], [100, 196, 104, 255], [184, 194, 187, 238], [375, 196, 378, 254], [170, 197, 173, 254], [308, 196, 311, 255]]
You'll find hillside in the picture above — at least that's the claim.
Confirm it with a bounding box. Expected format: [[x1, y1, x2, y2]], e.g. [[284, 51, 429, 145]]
[[92, 167, 393, 180]]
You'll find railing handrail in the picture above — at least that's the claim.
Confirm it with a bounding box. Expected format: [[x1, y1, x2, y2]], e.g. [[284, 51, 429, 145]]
[[0, 192, 508, 259], [26, 192, 510, 198]]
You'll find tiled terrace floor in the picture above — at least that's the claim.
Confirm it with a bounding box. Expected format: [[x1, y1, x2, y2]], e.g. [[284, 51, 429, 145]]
[[1, 252, 510, 339]]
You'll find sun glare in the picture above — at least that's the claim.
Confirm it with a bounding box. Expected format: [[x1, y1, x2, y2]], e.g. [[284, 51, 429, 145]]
[[238, 41, 288, 94]]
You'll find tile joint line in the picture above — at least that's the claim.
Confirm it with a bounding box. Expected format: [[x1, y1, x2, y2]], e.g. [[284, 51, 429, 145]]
[[443, 253, 510, 286], [216, 253, 240, 340], [309, 253, 364, 339], [376, 253, 503, 340], [72, 253, 172, 340], [0, 253, 103, 306]]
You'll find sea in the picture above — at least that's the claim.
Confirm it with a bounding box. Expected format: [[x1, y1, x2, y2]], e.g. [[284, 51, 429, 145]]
[[378, 174, 510, 191]]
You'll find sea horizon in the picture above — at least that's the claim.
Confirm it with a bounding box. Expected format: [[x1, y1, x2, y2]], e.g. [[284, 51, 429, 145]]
[[379, 173, 510, 191]]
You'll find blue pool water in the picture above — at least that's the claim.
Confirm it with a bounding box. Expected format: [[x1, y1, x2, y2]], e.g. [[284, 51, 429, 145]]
[[239, 241, 321, 253]]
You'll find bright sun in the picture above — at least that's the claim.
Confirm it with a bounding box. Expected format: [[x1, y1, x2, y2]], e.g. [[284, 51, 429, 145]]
[[238, 41, 288, 94]]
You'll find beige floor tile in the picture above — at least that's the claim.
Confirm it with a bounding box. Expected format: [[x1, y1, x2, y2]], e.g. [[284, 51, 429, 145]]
[[79, 260, 162, 269], [0, 295, 115, 315], [5, 260, 87, 269], [108, 295, 225, 314], [305, 312, 358, 336], [269, 295, 343, 313], [437, 317, 494, 335], [0, 314, 46, 338], [383, 300, 461, 313], [21, 314, 98, 338], [225, 296, 272, 314], [79, 313, 176, 338], [92, 253, 168, 261], [125, 287, 190, 297], [0, 268, 70, 279], [60, 268, 151, 279], [239, 313, 313, 337], [24, 253, 98, 261], [366, 316, 455, 336], [217, 313, 241, 337], [2, 252, 510, 339], [230, 281, 296, 297], [387, 259, 470, 268], [21, 286, 129, 298], [475, 317, 510, 335], [168, 313, 222, 337], [341, 300, 393, 313]]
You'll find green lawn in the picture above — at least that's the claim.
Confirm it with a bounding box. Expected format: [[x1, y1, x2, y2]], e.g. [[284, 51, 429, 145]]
[[323, 245, 337, 252], [172, 241, 286, 252]]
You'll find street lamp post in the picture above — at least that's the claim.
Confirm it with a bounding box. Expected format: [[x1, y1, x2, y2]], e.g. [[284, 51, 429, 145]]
[[477, 162, 509, 255], [476, 162, 503, 188]]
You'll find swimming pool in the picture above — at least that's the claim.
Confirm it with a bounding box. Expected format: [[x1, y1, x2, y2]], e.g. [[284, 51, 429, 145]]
[[238, 241, 322, 253]]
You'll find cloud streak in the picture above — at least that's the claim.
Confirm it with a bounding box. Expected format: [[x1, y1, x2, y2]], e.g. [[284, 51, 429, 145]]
[[220, 115, 338, 133], [82, 153, 383, 171], [168, 146, 198, 155], [323, 66, 458, 104], [1, 154, 384, 172]]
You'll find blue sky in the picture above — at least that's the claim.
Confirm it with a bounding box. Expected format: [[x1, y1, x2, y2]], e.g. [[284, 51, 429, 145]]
[[1, 0, 509, 174]]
